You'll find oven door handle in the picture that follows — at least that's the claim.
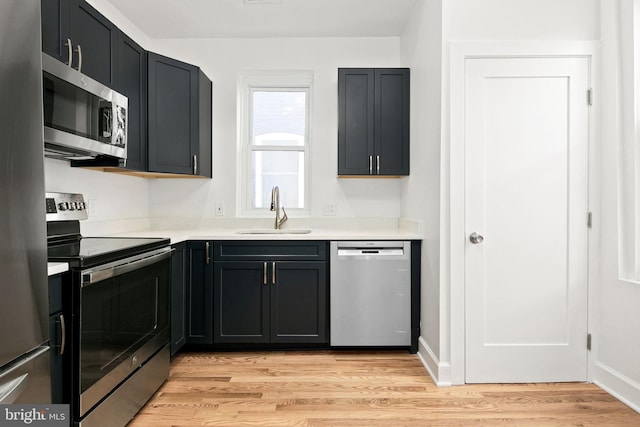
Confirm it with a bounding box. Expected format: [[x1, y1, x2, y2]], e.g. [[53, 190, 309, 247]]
[[81, 247, 173, 286]]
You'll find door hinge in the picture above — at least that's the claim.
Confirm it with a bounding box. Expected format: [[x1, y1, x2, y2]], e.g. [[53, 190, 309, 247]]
[[587, 211, 593, 228], [587, 88, 593, 106], [587, 333, 592, 351]]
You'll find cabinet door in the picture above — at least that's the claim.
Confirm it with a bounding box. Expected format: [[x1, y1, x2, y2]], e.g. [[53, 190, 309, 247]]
[[375, 69, 410, 175], [68, 0, 117, 86], [148, 52, 199, 175], [171, 243, 187, 355], [48, 275, 65, 404], [213, 261, 270, 343], [270, 262, 327, 343], [186, 242, 213, 344], [41, 0, 70, 63], [116, 32, 147, 171], [338, 68, 375, 175]]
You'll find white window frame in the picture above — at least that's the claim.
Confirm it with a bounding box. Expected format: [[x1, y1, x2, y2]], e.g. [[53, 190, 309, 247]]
[[237, 71, 313, 217]]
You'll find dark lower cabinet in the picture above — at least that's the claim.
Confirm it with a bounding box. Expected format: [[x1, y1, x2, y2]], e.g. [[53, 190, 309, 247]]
[[270, 261, 327, 343], [214, 261, 270, 343], [170, 243, 187, 355], [48, 273, 67, 404], [186, 241, 213, 344], [213, 241, 328, 345]]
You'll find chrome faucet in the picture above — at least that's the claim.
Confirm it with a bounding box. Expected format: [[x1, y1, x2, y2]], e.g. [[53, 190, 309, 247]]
[[270, 186, 288, 229]]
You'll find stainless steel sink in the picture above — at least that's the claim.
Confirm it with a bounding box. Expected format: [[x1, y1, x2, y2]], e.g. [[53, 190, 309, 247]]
[[236, 229, 311, 235]]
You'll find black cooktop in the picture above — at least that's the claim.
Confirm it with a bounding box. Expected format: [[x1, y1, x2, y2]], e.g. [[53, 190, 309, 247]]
[[48, 236, 170, 268]]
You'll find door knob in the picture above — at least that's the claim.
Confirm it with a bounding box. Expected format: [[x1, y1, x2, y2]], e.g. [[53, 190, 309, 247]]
[[469, 232, 484, 244]]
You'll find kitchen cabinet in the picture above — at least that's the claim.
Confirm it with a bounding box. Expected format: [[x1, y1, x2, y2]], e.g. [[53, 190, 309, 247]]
[[338, 68, 410, 176], [41, 0, 118, 87], [171, 242, 187, 355], [185, 241, 213, 344], [48, 273, 68, 404], [213, 241, 328, 344], [114, 32, 147, 171], [148, 52, 212, 177]]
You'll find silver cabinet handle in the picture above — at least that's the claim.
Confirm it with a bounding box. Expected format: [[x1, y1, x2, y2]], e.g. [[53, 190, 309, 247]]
[[263, 262, 268, 285], [59, 314, 66, 356], [469, 232, 484, 244], [205, 242, 210, 264], [272, 261, 276, 285], [369, 155, 373, 174], [65, 38, 73, 67], [193, 155, 198, 175], [376, 155, 380, 174], [75, 44, 82, 72]]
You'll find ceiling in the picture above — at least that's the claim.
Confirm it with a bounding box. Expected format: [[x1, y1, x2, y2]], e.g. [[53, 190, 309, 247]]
[[105, 0, 418, 39]]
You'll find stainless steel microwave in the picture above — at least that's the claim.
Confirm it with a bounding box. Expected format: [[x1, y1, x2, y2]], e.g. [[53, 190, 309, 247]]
[[42, 53, 128, 161]]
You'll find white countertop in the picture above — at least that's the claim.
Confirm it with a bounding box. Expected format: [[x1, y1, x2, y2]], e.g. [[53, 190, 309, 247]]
[[105, 218, 423, 245], [112, 228, 421, 245], [48, 262, 68, 276]]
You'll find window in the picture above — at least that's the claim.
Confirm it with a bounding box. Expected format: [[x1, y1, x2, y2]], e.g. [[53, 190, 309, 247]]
[[239, 72, 312, 216]]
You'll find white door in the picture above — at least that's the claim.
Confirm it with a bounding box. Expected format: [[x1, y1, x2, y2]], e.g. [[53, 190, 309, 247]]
[[464, 57, 589, 383]]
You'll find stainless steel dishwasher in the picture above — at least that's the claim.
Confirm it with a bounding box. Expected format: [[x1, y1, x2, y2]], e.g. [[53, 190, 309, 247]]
[[330, 241, 411, 346]]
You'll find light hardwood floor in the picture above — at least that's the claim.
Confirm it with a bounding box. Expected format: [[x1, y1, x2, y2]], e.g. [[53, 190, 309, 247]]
[[128, 350, 640, 426]]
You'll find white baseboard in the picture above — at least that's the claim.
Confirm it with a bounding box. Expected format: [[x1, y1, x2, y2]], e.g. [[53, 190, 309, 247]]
[[593, 361, 640, 413], [416, 336, 452, 386]]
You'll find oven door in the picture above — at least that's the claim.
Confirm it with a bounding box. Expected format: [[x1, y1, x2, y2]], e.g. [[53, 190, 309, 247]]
[[75, 247, 171, 418]]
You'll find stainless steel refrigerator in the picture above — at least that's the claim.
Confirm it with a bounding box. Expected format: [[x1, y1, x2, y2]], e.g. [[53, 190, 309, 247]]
[[0, 0, 51, 404]]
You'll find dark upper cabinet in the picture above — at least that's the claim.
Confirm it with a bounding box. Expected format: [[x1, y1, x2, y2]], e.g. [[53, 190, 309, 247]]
[[213, 241, 328, 344], [41, 0, 70, 63], [115, 32, 147, 171], [148, 52, 212, 177], [338, 68, 410, 176], [186, 241, 213, 344], [171, 243, 187, 356], [41, 0, 118, 87]]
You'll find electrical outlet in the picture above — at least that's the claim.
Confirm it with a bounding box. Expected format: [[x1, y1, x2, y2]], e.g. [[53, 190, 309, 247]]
[[215, 201, 224, 216], [322, 202, 337, 216]]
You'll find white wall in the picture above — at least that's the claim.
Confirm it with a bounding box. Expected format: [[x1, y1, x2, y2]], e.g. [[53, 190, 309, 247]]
[[44, 158, 150, 235], [144, 36, 405, 221], [593, 0, 640, 411], [400, 0, 446, 380]]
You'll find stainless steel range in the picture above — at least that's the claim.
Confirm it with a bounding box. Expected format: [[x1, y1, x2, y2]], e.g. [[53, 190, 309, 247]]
[[46, 192, 171, 427]]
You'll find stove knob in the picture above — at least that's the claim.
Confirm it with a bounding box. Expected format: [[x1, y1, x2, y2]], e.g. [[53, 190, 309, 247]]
[[69, 202, 76, 211], [58, 202, 68, 211]]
